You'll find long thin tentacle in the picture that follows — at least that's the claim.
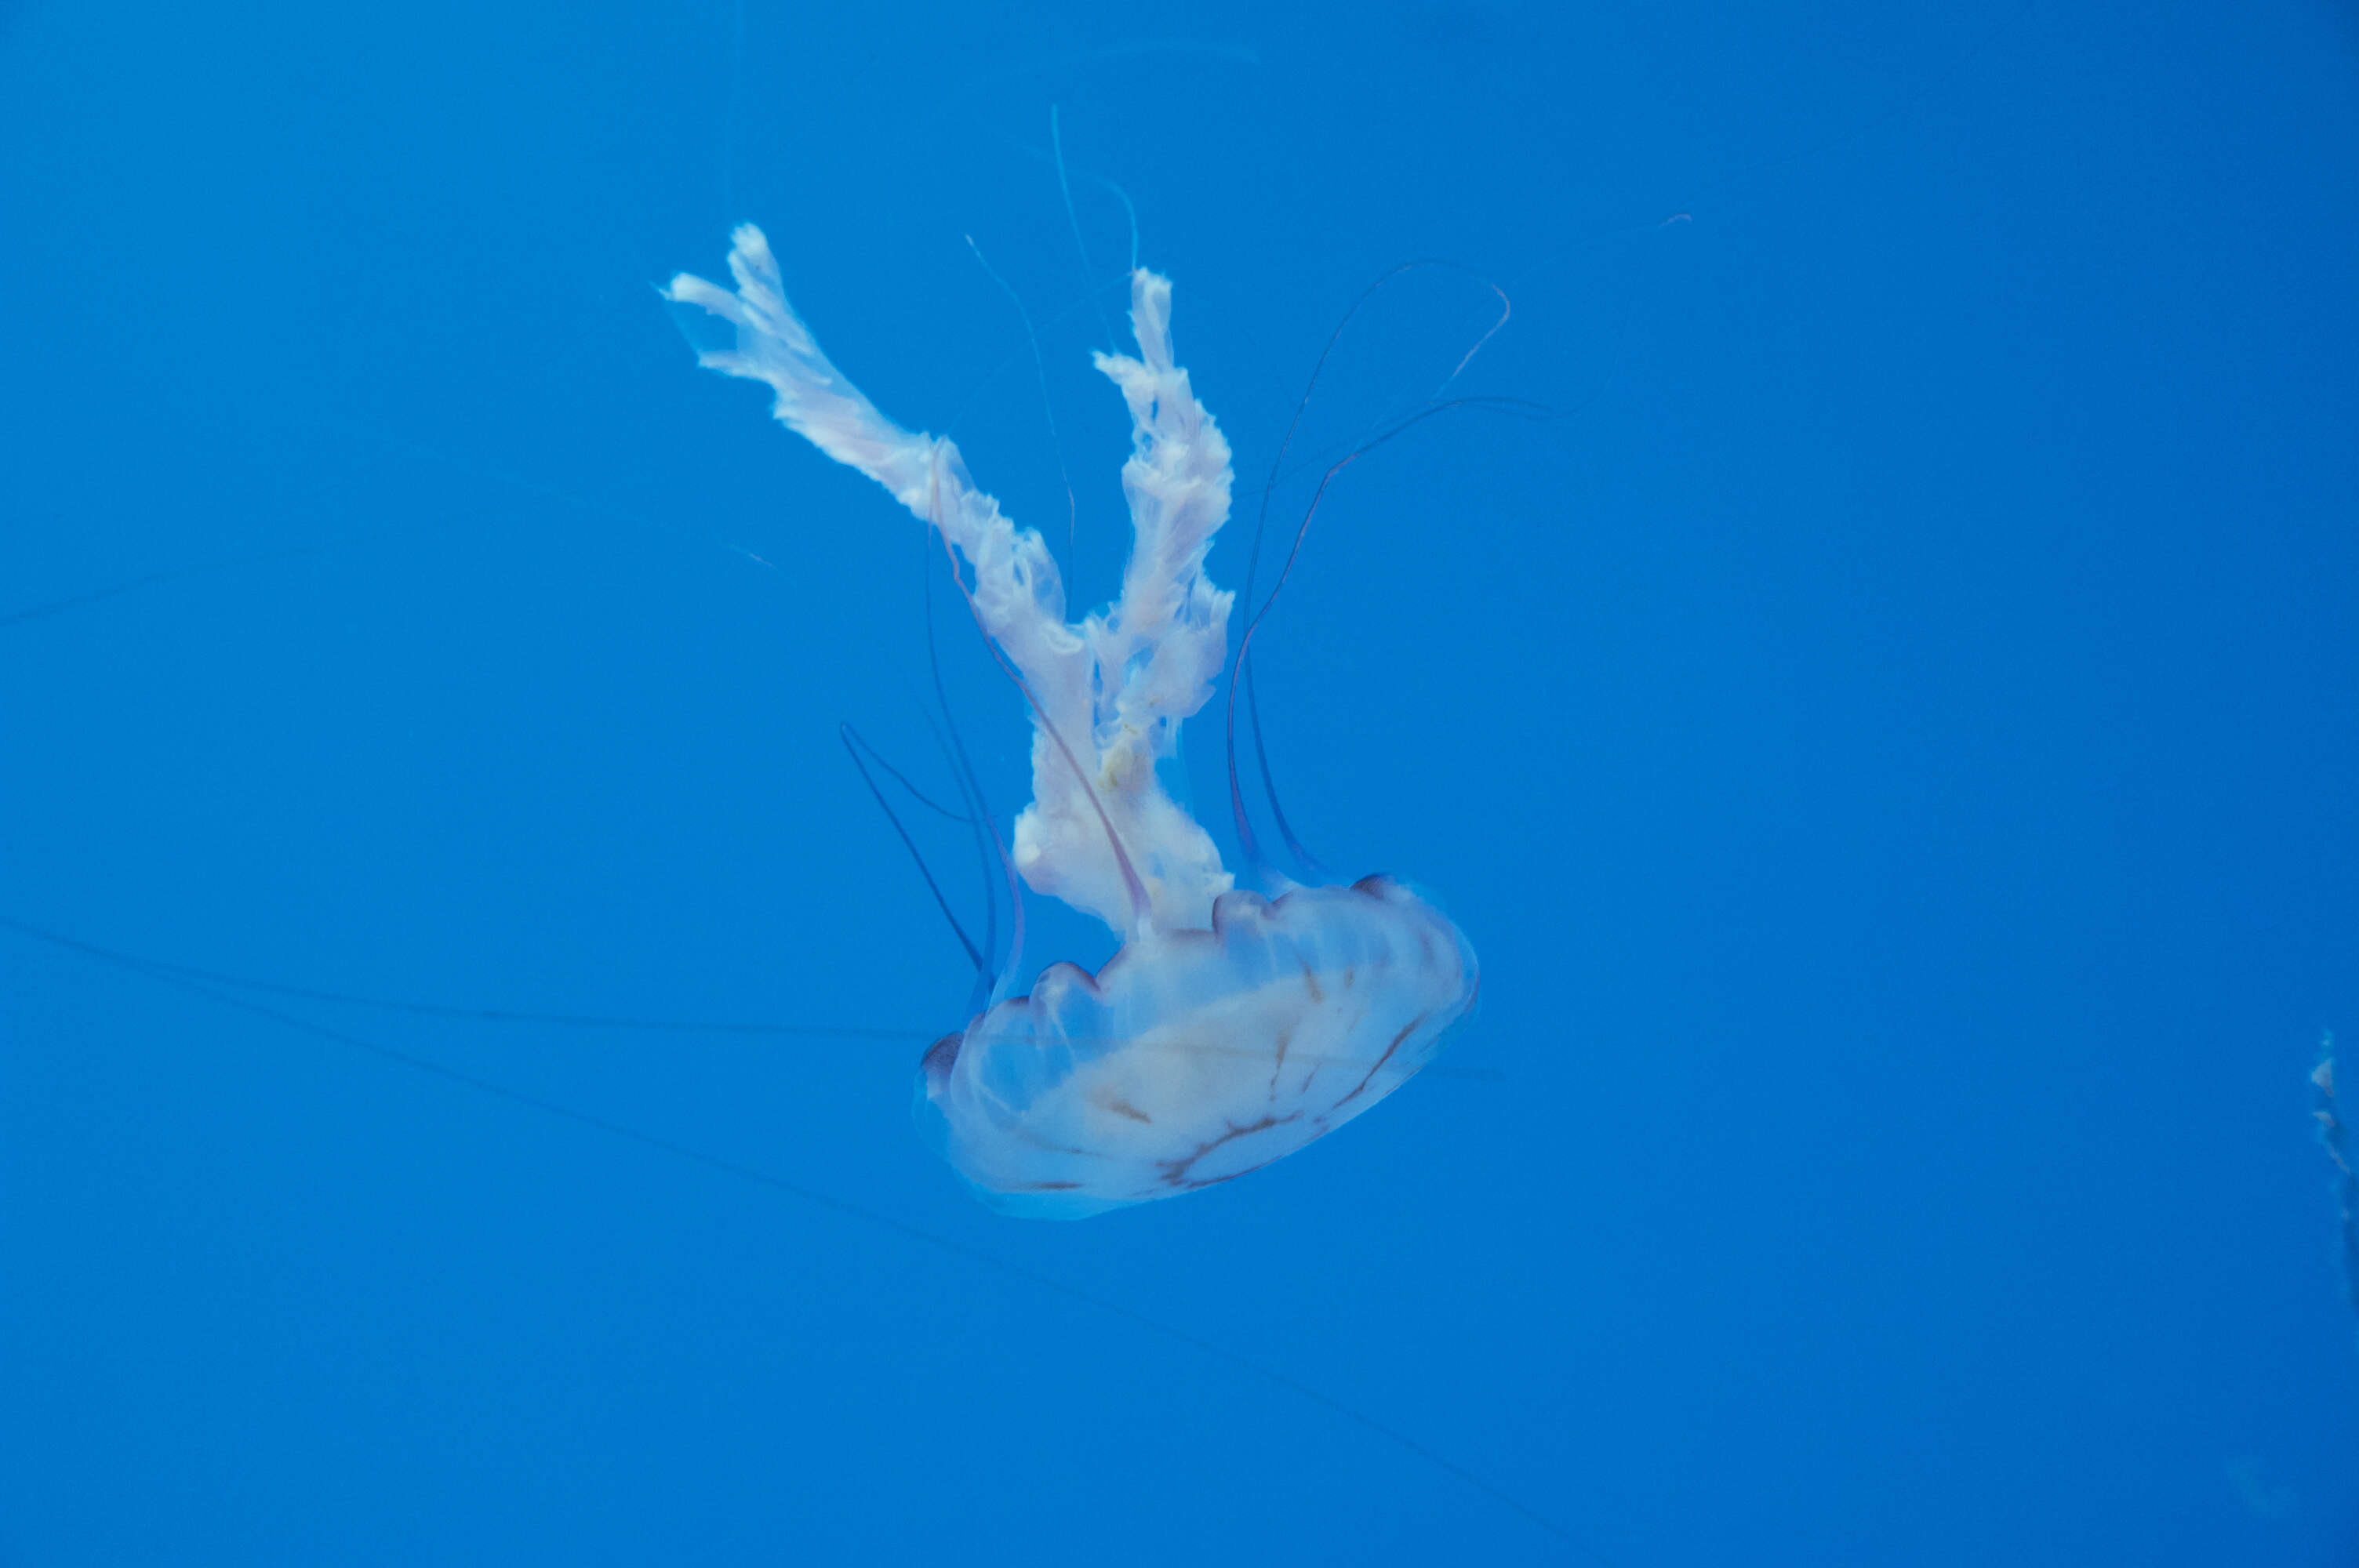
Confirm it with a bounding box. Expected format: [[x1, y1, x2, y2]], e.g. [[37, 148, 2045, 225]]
[[1226, 260, 1520, 873], [841, 724, 984, 974]]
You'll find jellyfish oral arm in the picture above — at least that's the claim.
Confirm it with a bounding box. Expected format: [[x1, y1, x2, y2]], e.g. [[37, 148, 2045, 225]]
[[663, 224, 1236, 938], [658, 225, 1077, 677], [1012, 273, 1241, 939]]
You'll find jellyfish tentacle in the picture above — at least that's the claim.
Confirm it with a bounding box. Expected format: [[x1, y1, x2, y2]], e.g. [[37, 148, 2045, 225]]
[[1241, 658, 1323, 880], [840, 723, 984, 975], [917, 507, 1012, 1003], [839, 721, 973, 824], [1052, 103, 1117, 352], [1226, 263, 1518, 878], [962, 233, 1081, 599]]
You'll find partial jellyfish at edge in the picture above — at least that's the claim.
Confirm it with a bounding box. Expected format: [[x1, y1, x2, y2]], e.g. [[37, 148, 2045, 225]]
[[663, 225, 1479, 1218]]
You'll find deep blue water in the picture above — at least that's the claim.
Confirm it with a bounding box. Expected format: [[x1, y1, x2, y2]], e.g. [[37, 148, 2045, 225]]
[[5, 2, 2357, 1563]]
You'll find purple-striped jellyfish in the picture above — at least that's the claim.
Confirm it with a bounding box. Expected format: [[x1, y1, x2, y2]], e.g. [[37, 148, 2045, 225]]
[[664, 226, 1478, 1218]]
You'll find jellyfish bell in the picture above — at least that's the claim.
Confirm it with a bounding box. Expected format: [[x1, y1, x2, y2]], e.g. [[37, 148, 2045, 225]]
[[665, 223, 1479, 1218], [922, 875, 1477, 1218]]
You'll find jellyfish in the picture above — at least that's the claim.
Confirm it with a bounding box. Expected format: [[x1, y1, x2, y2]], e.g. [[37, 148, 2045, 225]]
[[663, 226, 1479, 1218]]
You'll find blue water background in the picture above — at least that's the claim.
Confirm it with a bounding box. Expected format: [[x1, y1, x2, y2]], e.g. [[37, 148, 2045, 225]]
[[5, 2, 2356, 1562]]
